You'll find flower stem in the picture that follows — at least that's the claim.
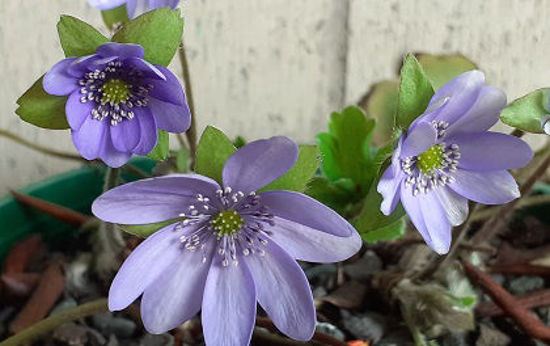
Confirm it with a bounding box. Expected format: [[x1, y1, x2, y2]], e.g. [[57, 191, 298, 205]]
[[178, 41, 197, 162], [0, 129, 85, 162], [0, 298, 108, 346]]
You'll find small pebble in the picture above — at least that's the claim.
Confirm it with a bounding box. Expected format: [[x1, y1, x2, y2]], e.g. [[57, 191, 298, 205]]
[[476, 323, 510, 346], [341, 311, 386, 342], [316, 322, 345, 341], [344, 251, 383, 281], [140, 333, 175, 346], [92, 312, 137, 338], [53, 322, 88, 346], [312, 286, 327, 298], [507, 276, 544, 295]]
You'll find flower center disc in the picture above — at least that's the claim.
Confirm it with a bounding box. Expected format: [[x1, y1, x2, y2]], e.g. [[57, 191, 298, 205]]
[[211, 210, 244, 236], [417, 144, 444, 174], [100, 79, 131, 105]]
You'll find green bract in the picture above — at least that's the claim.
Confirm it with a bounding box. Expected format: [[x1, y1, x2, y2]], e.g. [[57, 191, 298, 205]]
[[416, 53, 477, 91], [147, 130, 170, 161], [195, 126, 237, 185], [101, 5, 129, 30], [58, 15, 109, 57], [360, 80, 399, 146], [501, 88, 550, 134]]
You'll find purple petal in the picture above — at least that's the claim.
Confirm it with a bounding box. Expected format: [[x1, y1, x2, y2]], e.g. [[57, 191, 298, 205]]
[[43, 58, 78, 96], [92, 174, 221, 224], [66, 92, 94, 131], [202, 260, 256, 346], [110, 118, 141, 152], [245, 241, 316, 341], [71, 116, 108, 161], [125, 57, 166, 80], [259, 190, 354, 237], [265, 216, 361, 262], [97, 42, 145, 59], [400, 185, 451, 254], [88, 0, 127, 10], [400, 121, 438, 158], [378, 164, 404, 215], [99, 128, 133, 168], [449, 169, 520, 205], [141, 237, 214, 334], [66, 55, 99, 77], [133, 108, 158, 155], [108, 223, 182, 311], [446, 86, 506, 135], [450, 132, 533, 171], [434, 187, 469, 226], [148, 97, 191, 133], [145, 66, 186, 105], [223, 137, 298, 194]]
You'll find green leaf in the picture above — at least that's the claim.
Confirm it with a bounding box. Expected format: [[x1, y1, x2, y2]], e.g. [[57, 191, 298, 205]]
[[195, 126, 237, 184], [396, 54, 434, 129], [354, 181, 406, 243], [176, 147, 190, 173], [57, 15, 109, 57], [305, 177, 356, 215], [147, 130, 170, 160], [416, 53, 477, 91], [101, 5, 129, 30], [359, 80, 399, 145], [261, 145, 320, 192], [317, 106, 376, 194], [233, 135, 247, 148], [120, 219, 181, 238], [112, 8, 184, 66], [15, 76, 69, 129], [501, 88, 549, 134]]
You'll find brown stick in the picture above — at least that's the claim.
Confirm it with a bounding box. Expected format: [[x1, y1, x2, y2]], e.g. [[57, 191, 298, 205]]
[[461, 260, 550, 342], [476, 289, 550, 317], [489, 264, 550, 277], [256, 316, 347, 346], [10, 190, 90, 227]]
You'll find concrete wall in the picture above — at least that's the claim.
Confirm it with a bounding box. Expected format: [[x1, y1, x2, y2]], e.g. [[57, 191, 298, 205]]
[[0, 0, 548, 194]]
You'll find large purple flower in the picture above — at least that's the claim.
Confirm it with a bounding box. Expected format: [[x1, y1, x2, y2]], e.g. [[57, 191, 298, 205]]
[[88, 0, 180, 19], [43, 42, 190, 167], [378, 71, 533, 254], [92, 136, 362, 344]]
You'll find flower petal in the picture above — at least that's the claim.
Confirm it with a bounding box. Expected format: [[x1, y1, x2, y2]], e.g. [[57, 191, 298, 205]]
[[99, 128, 133, 168], [88, 0, 127, 10], [141, 238, 214, 334], [450, 132, 533, 171], [43, 57, 78, 96], [145, 66, 186, 105], [202, 260, 256, 346], [259, 190, 353, 237], [71, 116, 108, 161], [97, 42, 145, 59], [378, 164, 404, 215], [449, 169, 520, 205], [66, 92, 94, 131], [400, 184, 450, 254], [126, 57, 166, 80], [110, 118, 141, 152], [108, 223, 183, 311], [92, 174, 221, 224], [148, 97, 191, 133], [434, 187, 469, 226], [265, 216, 361, 262], [133, 108, 158, 155], [400, 121, 438, 158], [245, 240, 316, 341], [223, 137, 298, 194]]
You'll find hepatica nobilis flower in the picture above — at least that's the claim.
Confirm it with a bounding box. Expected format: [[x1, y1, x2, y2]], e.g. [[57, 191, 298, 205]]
[[88, 0, 180, 19], [378, 71, 533, 254], [92, 136, 362, 345], [43, 42, 190, 167]]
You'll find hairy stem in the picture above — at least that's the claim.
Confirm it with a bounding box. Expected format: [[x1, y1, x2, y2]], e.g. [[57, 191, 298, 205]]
[[178, 41, 197, 162], [0, 299, 108, 346], [0, 129, 84, 162]]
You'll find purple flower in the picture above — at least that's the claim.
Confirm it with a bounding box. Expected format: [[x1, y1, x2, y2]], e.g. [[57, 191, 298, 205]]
[[88, 0, 180, 19], [43, 42, 190, 167], [378, 71, 533, 254], [92, 136, 362, 344]]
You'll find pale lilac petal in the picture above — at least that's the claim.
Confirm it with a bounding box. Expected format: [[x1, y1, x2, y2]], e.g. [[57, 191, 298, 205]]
[[92, 174, 221, 224], [450, 132, 533, 171], [202, 261, 256, 346], [88, 0, 126, 10], [259, 190, 353, 237], [99, 128, 133, 168], [148, 97, 191, 133], [97, 42, 144, 59], [434, 187, 469, 226], [43, 58, 78, 96], [449, 169, 520, 205], [400, 185, 450, 254], [125, 57, 166, 80], [71, 116, 108, 161], [245, 241, 316, 341], [133, 108, 158, 155], [223, 137, 298, 194], [446, 86, 506, 135], [400, 121, 438, 158], [378, 165, 404, 215], [66, 92, 93, 131], [418, 190, 451, 254], [108, 223, 182, 311], [265, 216, 362, 262], [145, 66, 186, 105], [111, 118, 141, 152], [141, 238, 214, 334]]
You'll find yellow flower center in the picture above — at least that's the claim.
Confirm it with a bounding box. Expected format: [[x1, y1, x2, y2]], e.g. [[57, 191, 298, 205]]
[[100, 79, 131, 105], [211, 210, 244, 236], [417, 144, 444, 174]]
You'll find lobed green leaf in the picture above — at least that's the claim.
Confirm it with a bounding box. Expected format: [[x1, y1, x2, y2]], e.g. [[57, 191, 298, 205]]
[[101, 5, 130, 30], [147, 130, 170, 160], [359, 80, 399, 146], [57, 15, 109, 57], [416, 53, 477, 91], [500, 88, 549, 134], [195, 126, 237, 185]]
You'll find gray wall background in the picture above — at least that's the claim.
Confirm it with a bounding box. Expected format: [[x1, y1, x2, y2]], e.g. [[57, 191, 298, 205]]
[[0, 0, 548, 194]]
